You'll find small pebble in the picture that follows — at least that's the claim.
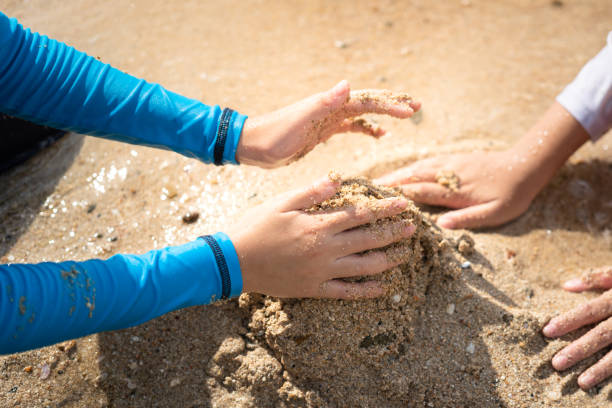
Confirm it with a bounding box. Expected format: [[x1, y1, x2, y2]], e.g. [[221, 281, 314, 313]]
[[446, 303, 455, 315], [170, 378, 181, 387], [461, 261, 471, 269], [466, 342, 475, 354], [127, 379, 137, 390], [130, 335, 140, 343], [334, 40, 349, 49], [39, 363, 50, 380], [86, 203, 97, 214], [410, 109, 423, 125], [391, 294, 401, 303], [182, 211, 200, 224], [547, 389, 561, 401]]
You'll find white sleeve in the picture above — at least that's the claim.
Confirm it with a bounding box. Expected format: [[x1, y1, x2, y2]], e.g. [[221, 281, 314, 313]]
[[556, 31, 612, 141]]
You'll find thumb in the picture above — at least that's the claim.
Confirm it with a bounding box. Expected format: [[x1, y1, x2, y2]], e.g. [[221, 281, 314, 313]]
[[318, 79, 351, 111], [279, 177, 340, 211], [437, 202, 500, 229]]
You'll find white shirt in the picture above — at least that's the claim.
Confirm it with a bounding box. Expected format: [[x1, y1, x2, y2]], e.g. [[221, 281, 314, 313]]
[[557, 31, 612, 141]]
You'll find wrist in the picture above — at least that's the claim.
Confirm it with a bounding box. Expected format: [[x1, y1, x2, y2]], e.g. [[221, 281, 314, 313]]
[[235, 118, 269, 168]]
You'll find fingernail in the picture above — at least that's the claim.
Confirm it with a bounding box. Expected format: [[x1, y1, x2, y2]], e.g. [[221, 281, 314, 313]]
[[552, 354, 568, 369], [578, 372, 595, 389], [562, 278, 584, 291]]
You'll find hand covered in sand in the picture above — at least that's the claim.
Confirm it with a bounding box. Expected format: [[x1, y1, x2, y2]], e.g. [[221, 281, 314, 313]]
[[236, 80, 420, 168], [375, 150, 539, 229], [227, 177, 415, 299], [543, 267, 612, 390]]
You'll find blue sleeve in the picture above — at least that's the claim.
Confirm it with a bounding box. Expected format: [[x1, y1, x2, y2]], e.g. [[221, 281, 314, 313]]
[[0, 12, 246, 164], [0, 232, 243, 354]]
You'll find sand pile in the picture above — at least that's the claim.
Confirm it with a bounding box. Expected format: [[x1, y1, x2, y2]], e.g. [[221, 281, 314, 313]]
[[237, 178, 475, 406]]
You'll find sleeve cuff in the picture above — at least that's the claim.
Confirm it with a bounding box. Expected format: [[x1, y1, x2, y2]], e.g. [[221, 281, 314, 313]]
[[555, 34, 612, 141], [199, 232, 243, 299], [224, 110, 247, 165], [212, 232, 243, 298]]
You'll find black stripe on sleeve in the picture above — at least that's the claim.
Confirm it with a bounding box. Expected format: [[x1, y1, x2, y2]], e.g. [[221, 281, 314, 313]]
[[200, 235, 231, 299], [213, 108, 234, 165]]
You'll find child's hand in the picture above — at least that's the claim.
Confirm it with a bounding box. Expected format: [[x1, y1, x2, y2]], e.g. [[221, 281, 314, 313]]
[[227, 178, 415, 299], [236, 80, 420, 168], [543, 267, 612, 390], [375, 150, 539, 229], [376, 102, 590, 230]]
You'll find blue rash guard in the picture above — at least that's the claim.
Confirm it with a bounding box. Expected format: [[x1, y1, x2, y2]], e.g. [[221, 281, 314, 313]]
[[0, 12, 246, 354]]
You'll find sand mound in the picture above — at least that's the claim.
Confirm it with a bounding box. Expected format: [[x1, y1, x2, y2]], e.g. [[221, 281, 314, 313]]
[[238, 178, 469, 406]]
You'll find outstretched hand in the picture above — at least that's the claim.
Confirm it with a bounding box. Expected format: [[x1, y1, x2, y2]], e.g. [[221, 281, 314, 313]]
[[227, 177, 415, 299], [236, 80, 420, 168], [375, 150, 539, 229], [543, 267, 612, 390]]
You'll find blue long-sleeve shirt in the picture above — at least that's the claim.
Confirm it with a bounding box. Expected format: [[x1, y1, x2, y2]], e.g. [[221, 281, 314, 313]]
[[0, 12, 245, 354]]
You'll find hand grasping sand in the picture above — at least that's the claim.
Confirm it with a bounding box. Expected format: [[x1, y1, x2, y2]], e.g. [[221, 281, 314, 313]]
[[227, 175, 416, 299], [235, 80, 420, 168]]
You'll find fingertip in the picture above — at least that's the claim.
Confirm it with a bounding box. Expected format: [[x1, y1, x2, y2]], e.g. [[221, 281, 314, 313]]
[[396, 196, 410, 207], [551, 353, 568, 370], [562, 278, 587, 292], [373, 175, 394, 186], [577, 372, 595, 390], [332, 79, 350, 98], [542, 321, 558, 338], [318, 177, 341, 197], [374, 128, 387, 138], [363, 281, 385, 298], [405, 223, 416, 236], [437, 215, 456, 229]]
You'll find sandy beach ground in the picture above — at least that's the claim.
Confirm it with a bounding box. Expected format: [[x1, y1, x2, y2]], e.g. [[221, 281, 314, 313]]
[[1, 0, 612, 406]]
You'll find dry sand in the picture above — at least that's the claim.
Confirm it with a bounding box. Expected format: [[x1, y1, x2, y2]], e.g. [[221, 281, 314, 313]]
[[2, 0, 612, 407]]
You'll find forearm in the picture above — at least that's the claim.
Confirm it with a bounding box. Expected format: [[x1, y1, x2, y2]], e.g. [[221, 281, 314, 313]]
[[0, 12, 246, 164], [507, 101, 589, 196], [508, 32, 612, 196], [0, 233, 242, 354]]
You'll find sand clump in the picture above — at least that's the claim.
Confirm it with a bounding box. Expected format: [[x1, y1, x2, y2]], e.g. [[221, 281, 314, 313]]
[[239, 177, 467, 406], [436, 170, 461, 192]]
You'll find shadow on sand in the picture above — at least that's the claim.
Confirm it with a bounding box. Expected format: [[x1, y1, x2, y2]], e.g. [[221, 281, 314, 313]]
[[0, 133, 84, 258]]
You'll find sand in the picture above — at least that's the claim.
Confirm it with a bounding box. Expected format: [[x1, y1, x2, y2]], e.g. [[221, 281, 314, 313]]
[[436, 170, 461, 192], [2, 0, 612, 407]]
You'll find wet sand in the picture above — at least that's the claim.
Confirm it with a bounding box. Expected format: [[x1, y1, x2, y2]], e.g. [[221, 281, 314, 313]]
[[2, 0, 612, 406]]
